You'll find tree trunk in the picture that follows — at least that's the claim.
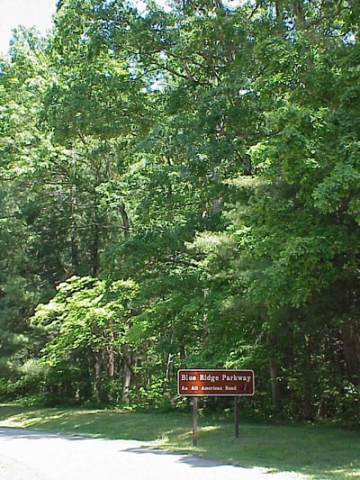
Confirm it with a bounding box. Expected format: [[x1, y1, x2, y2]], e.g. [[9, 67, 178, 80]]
[[268, 335, 282, 411], [274, 0, 284, 25], [342, 317, 360, 386], [108, 324, 115, 379], [269, 356, 282, 411], [70, 184, 79, 273], [121, 345, 132, 405], [166, 353, 174, 381], [91, 220, 100, 277], [70, 144, 79, 274], [118, 202, 130, 238], [179, 345, 186, 368], [303, 334, 313, 420], [292, 0, 306, 29], [93, 351, 103, 404]]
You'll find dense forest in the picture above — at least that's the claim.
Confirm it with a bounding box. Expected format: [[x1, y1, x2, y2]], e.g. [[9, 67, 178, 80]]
[[1, 0, 360, 422]]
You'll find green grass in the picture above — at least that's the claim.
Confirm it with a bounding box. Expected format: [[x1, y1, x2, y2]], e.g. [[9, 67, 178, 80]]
[[0, 404, 359, 479]]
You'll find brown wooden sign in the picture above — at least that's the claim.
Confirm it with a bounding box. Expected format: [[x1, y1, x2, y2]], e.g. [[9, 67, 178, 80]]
[[178, 369, 255, 397]]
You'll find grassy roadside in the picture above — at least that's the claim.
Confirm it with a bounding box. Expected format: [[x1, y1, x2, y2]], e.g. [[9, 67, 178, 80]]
[[0, 404, 359, 479]]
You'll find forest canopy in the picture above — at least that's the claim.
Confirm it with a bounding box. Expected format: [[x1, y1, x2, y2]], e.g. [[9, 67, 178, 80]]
[[1, 0, 360, 422]]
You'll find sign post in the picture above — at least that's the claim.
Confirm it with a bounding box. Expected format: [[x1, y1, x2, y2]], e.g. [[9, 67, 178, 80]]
[[192, 396, 198, 447], [234, 396, 239, 438], [178, 369, 255, 444]]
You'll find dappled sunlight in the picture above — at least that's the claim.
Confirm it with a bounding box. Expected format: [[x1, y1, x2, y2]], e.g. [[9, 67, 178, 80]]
[[0, 409, 66, 428], [326, 469, 360, 479], [199, 425, 221, 433]]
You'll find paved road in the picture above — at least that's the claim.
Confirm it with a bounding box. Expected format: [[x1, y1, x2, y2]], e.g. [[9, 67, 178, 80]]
[[0, 428, 306, 480]]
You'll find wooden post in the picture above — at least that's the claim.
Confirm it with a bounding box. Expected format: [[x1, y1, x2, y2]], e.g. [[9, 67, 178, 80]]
[[234, 396, 239, 438], [193, 397, 198, 446]]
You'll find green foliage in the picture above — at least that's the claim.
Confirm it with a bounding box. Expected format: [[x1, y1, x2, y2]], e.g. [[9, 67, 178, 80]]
[[33, 276, 138, 360], [29, 276, 138, 405]]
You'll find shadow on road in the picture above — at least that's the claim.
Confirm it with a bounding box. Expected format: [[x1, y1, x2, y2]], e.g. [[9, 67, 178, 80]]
[[124, 446, 248, 469], [0, 427, 246, 470], [0, 427, 89, 442]]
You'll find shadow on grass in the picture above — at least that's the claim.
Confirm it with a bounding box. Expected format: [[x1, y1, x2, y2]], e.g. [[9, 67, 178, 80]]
[[188, 422, 360, 480], [0, 404, 187, 441], [0, 404, 29, 420]]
